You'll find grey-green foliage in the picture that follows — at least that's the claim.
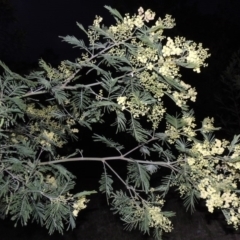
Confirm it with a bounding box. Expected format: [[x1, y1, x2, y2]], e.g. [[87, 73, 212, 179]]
[[1, 5, 238, 240], [127, 162, 150, 193]]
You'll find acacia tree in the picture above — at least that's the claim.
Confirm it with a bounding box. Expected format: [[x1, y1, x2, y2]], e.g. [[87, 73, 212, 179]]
[[0, 6, 240, 240]]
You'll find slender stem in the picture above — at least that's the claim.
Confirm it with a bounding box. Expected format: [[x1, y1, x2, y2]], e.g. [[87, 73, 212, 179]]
[[21, 90, 47, 98], [36, 149, 43, 162], [104, 161, 148, 203], [104, 161, 127, 187], [38, 155, 179, 171]]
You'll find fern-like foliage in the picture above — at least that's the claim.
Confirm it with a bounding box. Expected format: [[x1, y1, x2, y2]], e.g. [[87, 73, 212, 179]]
[[99, 172, 114, 204], [127, 118, 150, 143], [127, 162, 150, 193], [111, 190, 150, 234], [93, 134, 124, 152]]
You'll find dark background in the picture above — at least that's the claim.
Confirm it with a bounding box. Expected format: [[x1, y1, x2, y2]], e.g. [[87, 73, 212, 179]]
[[1, 0, 240, 239]]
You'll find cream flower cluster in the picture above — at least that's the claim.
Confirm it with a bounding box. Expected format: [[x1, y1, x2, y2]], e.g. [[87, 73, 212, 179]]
[[172, 88, 197, 108], [108, 7, 155, 40], [162, 37, 183, 57], [164, 112, 196, 143], [201, 117, 216, 133], [174, 133, 240, 229], [197, 176, 240, 228], [136, 46, 158, 64], [147, 104, 166, 130], [158, 37, 210, 79], [45, 175, 57, 188], [58, 61, 74, 78], [40, 130, 56, 147], [26, 103, 67, 147], [162, 36, 210, 74], [148, 206, 173, 232], [227, 145, 240, 169], [45, 189, 88, 218], [191, 139, 225, 157], [165, 124, 180, 144], [120, 197, 173, 234], [107, 7, 175, 42], [147, 14, 176, 43], [159, 57, 180, 79], [230, 144, 240, 160], [178, 139, 229, 183], [117, 95, 150, 118], [155, 14, 176, 29], [72, 197, 88, 217], [139, 71, 170, 101], [182, 119, 196, 140], [117, 95, 165, 129], [93, 15, 103, 28], [87, 15, 103, 44], [147, 198, 173, 232], [127, 196, 173, 233], [38, 59, 74, 80], [138, 7, 155, 23]]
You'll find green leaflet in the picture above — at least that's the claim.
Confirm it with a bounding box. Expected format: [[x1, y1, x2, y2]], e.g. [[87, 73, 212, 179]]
[[127, 162, 150, 193]]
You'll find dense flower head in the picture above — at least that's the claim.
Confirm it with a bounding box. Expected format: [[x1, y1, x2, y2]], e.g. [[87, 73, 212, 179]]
[[72, 197, 88, 217], [148, 206, 173, 232]]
